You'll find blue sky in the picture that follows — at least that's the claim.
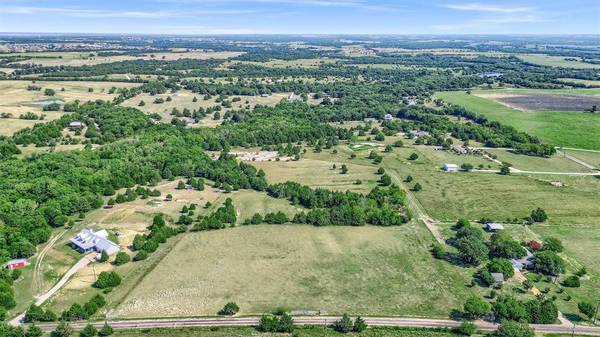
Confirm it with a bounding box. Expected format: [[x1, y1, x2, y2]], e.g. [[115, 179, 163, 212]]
[[0, 0, 598, 34]]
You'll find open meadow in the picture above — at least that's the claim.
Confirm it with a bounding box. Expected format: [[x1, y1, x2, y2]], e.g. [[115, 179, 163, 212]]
[[120, 90, 320, 126], [0, 80, 139, 135], [517, 54, 600, 69], [2, 50, 242, 67], [380, 144, 600, 318], [113, 223, 474, 318], [435, 90, 600, 150]]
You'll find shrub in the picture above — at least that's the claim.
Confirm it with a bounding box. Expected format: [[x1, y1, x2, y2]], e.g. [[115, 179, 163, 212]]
[[463, 296, 490, 319], [218, 302, 239, 316], [496, 320, 534, 337], [114, 252, 131, 266], [99, 322, 114, 336], [333, 313, 353, 333], [562, 275, 581, 288], [353, 316, 367, 332], [80, 324, 97, 337], [93, 271, 121, 289], [456, 321, 477, 335]]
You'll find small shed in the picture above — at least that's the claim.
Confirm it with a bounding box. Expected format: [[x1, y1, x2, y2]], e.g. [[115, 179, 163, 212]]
[[491, 272, 505, 283], [5, 258, 27, 270], [384, 113, 393, 121], [443, 163, 459, 172], [485, 223, 505, 232]]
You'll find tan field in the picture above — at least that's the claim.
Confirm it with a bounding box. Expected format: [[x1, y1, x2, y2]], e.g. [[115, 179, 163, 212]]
[[0, 80, 140, 135], [120, 90, 319, 126], [7, 50, 243, 67], [113, 223, 474, 318]]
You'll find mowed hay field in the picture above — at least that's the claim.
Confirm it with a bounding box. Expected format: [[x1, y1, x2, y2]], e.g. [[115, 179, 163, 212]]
[[0, 80, 139, 135], [113, 224, 473, 318], [435, 90, 600, 150]]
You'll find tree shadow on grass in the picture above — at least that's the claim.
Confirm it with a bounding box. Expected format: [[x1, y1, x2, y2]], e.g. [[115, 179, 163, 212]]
[[563, 312, 586, 324]]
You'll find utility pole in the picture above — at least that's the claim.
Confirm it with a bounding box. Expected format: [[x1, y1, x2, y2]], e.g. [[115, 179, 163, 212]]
[[594, 300, 600, 326]]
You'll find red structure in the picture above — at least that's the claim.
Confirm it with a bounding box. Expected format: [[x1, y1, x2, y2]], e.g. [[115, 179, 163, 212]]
[[528, 240, 542, 251], [5, 258, 27, 270]]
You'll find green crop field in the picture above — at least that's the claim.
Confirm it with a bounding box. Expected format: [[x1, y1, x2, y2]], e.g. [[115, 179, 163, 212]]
[[435, 90, 600, 150]]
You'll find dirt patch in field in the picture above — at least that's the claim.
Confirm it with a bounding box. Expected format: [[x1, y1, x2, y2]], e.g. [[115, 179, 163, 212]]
[[231, 151, 291, 162], [476, 92, 600, 112]]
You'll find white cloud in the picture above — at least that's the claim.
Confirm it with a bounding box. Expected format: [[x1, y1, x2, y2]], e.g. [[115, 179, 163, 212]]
[[432, 14, 547, 32], [154, 0, 398, 11], [443, 2, 532, 13], [0, 6, 261, 18]]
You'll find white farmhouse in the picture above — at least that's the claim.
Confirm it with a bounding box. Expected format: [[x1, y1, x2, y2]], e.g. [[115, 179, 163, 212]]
[[70, 229, 119, 255]]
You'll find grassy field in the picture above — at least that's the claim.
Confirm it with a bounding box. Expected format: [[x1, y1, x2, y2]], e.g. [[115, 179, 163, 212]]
[[111, 326, 465, 337], [562, 149, 600, 168], [4, 50, 242, 67], [231, 58, 340, 69], [558, 78, 600, 87], [435, 90, 600, 150], [380, 145, 600, 319], [113, 223, 474, 319], [485, 149, 595, 173], [0, 80, 139, 135], [120, 90, 319, 127], [39, 179, 303, 313], [518, 54, 600, 69]]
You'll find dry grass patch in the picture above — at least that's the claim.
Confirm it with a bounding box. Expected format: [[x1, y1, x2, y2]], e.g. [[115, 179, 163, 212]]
[[0, 80, 139, 135], [113, 224, 473, 318], [7, 50, 242, 67]]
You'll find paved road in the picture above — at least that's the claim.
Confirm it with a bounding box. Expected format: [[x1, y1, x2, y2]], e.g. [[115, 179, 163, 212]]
[[32, 316, 600, 335], [9, 254, 94, 326]]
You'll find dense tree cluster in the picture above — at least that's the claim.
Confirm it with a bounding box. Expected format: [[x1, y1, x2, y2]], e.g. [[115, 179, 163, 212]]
[[267, 182, 409, 226]]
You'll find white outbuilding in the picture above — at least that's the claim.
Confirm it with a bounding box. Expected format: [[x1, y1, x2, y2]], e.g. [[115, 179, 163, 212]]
[[443, 163, 459, 172]]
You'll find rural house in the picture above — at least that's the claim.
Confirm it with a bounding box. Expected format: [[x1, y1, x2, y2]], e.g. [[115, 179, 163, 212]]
[[411, 130, 430, 138], [485, 223, 505, 232], [69, 121, 83, 130], [511, 249, 534, 271], [5, 258, 27, 270], [70, 229, 120, 255], [384, 113, 393, 121], [443, 163, 459, 172]]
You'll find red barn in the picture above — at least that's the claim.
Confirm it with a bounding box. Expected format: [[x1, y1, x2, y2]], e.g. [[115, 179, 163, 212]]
[[5, 258, 27, 270]]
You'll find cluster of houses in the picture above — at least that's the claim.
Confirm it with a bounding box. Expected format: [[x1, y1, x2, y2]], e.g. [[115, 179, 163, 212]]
[[484, 222, 536, 283], [452, 145, 481, 155]]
